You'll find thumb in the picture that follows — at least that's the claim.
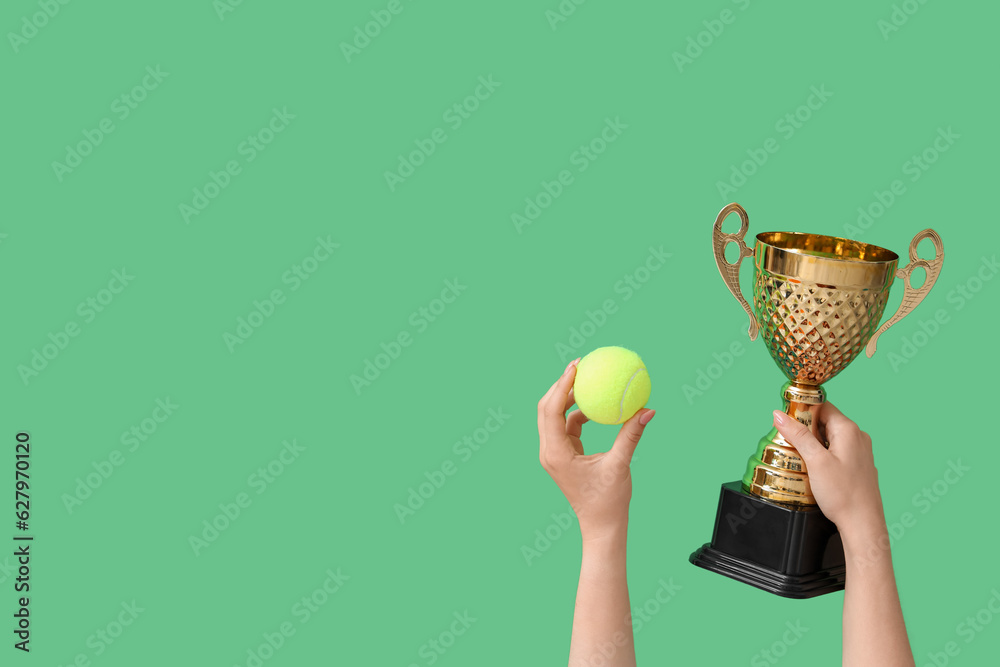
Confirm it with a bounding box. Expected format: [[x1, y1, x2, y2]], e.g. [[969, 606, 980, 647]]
[[611, 409, 655, 464], [773, 410, 828, 467]]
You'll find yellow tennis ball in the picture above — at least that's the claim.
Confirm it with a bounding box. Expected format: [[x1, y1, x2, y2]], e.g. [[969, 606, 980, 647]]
[[573, 346, 651, 425]]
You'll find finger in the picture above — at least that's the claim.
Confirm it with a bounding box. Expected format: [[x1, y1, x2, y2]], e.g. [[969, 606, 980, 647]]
[[773, 410, 828, 467], [539, 359, 581, 461], [610, 409, 655, 464], [817, 402, 862, 454], [860, 430, 873, 451], [537, 358, 578, 437], [538, 356, 580, 404], [538, 361, 571, 458], [565, 388, 577, 414], [566, 409, 589, 439]]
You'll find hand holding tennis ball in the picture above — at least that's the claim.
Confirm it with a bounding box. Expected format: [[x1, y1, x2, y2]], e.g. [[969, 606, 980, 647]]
[[573, 347, 651, 425], [536, 349, 655, 543]]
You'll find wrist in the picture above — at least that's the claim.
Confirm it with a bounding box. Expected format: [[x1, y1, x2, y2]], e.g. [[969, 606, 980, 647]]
[[580, 522, 628, 556], [838, 510, 889, 555]]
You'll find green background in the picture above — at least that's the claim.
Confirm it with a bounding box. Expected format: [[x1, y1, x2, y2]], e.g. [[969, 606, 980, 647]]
[[4, 0, 999, 665]]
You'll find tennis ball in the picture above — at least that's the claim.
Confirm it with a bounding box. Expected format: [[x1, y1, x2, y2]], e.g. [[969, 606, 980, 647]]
[[573, 347, 651, 425]]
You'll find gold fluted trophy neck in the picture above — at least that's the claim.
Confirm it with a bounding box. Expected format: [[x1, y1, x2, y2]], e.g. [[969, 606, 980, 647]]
[[712, 203, 944, 506]]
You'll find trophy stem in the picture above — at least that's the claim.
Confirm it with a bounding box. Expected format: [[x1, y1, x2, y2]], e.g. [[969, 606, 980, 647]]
[[741, 382, 826, 506]]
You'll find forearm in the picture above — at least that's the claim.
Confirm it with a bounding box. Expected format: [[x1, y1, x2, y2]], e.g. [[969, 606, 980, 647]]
[[841, 517, 914, 667], [568, 528, 635, 667]]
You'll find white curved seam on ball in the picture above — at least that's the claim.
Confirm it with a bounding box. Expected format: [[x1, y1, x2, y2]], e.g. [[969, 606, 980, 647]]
[[617, 367, 646, 424]]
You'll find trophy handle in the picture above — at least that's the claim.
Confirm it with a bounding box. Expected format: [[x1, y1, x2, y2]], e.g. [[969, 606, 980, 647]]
[[713, 203, 758, 341], [865, 229, 945, 357]]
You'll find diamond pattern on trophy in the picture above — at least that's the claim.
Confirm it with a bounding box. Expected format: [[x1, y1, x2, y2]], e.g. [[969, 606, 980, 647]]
[[753, 273, 889, 386]]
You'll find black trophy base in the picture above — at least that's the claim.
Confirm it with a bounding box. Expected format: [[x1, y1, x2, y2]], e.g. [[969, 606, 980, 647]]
[[689, 481, 846, 599]]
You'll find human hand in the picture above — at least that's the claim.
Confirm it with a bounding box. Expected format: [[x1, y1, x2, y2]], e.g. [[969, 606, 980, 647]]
[[772, 403, 885, 542], [537, 358, 655, 543]]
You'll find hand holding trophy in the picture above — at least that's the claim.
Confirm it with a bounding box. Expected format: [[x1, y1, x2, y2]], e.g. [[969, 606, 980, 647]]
[[690, 202, 944, 598]]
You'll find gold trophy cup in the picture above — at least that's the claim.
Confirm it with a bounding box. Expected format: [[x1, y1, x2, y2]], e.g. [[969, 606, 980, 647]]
[[690, 202, 944, 597]]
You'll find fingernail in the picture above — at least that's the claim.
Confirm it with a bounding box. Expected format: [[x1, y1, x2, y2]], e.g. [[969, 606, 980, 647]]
[[639, 410, 656, 426], [773, 410, 787, 426], [572, 357, 581, 366]]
